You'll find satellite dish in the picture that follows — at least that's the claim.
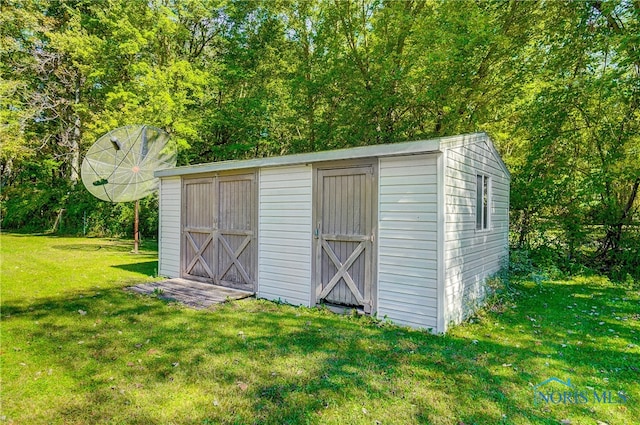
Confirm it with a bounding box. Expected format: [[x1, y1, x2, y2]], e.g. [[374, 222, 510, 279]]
[[81, 125, 177, 202], [81, 125, 177, 252]]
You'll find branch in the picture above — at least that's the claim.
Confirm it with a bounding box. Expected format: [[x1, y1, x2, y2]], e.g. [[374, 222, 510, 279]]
[[591, 0, 624, 33]]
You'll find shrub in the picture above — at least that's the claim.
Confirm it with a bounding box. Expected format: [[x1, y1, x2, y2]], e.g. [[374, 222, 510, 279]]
[[1, 180, 159, 238]]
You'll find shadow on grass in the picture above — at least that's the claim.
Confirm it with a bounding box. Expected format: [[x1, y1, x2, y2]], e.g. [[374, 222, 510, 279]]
[[111, 261, 158, 277], [2, 278, 639, 425], [44, 236, 158, 254], [51, 243, 133, 252]]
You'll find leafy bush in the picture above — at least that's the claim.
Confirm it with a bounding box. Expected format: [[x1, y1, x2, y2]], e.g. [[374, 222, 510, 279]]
[[595, 228, 640, 282], [509, 240, 637, 284], [1, 180, 159, 238], [1, 182, 66, 232]]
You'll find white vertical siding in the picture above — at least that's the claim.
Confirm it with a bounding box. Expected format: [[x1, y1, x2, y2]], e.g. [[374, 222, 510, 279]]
[[444, 139, 510, 326], [158, 176, 181, 278], [155, 133, 509, 333], [257, 165, 312, 306], [378, 154, 439, 330]]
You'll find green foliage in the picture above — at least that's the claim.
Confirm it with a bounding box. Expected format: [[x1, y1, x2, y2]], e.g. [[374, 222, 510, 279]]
[[2, 182, 159, 238], [508, 1, 640, 277], [1, 181, 66, 232], [1, 0, 639, 276]]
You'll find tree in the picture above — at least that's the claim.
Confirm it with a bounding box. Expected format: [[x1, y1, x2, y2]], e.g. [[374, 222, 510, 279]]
[[1, 0, 638, 278], [510, 0, 639, 271]]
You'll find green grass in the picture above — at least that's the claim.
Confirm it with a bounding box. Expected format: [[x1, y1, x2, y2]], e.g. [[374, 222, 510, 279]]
[[1, 234, 638, 424]]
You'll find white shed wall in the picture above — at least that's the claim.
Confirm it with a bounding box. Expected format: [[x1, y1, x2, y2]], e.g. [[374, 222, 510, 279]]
[[156, 134, 510, 333], [257, 165, 313, 306], [158, 176, 182, 278], [444, 141, 509, 326], [377, 154, 439, 330]]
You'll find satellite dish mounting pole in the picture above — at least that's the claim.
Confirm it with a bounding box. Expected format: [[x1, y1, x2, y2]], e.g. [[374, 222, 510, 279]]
[[134, 199, 140, 254]]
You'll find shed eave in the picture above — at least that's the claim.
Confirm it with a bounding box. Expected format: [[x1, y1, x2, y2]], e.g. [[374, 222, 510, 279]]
[[155, 133, 488, 178]]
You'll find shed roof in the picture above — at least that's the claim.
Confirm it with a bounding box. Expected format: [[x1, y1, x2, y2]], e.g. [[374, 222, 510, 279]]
[[156, 132, 509, 178]]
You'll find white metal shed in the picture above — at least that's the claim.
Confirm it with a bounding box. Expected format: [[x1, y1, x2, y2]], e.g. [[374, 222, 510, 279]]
[[155, 132, 510, 333]]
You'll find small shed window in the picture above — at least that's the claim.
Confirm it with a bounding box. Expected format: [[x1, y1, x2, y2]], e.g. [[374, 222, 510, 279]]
[[476, 174, 490, 230]]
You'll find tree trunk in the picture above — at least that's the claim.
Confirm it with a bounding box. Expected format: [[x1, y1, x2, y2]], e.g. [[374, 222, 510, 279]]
[[599, 178, 640, 257], [134, 200, 140, 254], [69, 77, 82, 183]]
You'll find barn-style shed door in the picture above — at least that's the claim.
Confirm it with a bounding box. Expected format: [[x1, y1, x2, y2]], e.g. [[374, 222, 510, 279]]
[[182, 173, 256, 291], [214, 174, 256, 290], [183, 178, 216, 281], [315, 164, 376, 312]]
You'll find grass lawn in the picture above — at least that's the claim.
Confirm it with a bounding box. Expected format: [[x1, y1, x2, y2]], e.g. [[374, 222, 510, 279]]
[[1, 233, 638, 424]]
